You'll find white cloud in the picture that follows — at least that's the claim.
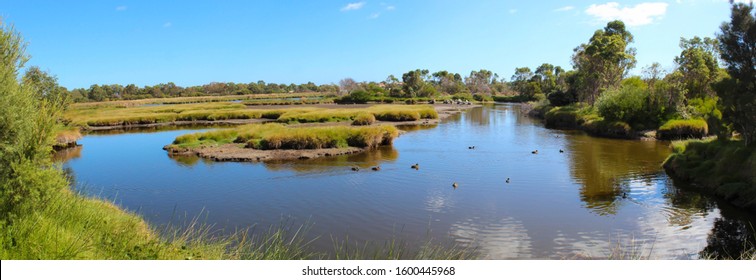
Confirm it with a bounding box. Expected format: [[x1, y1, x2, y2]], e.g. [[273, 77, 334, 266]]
[[163, 22, 172, 28], [116, 5, 127, 11], [585, 2, 668, 26], [386, 5, 395, 11], [555, 6, 575, 12], [341, 2, 366, 12], [368, 12, 380, 19], [508, 9, 518, 14]]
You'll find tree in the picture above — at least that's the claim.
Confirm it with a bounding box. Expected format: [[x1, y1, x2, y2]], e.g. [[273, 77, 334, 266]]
[[716, 2, 756, 145], [1, 21, 67, 218], [571, 20, 637, 104], [675, 36, 721, 98], [465, 69, 494, 95], [338, 78, 359, 95], [401, 69, 429, 98]]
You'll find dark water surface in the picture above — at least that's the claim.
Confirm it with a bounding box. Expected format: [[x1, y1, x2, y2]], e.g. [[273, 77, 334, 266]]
[[61, 104, 756, 259]]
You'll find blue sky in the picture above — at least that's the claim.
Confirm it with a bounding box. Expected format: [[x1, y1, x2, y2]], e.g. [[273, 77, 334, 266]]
[[0, 0, 747, 89]]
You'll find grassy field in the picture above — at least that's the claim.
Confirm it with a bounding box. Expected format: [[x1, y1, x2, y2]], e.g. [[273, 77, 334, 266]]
[[70, 92, 332, 109], [65, 102, 438, 128], [169, 123, 400, 150]]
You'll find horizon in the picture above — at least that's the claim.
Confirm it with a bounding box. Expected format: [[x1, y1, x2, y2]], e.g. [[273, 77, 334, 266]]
[[0, 0, 750, 89]]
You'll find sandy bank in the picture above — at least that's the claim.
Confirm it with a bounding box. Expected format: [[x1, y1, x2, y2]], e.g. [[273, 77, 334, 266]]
[[164, 144, 365, 162]]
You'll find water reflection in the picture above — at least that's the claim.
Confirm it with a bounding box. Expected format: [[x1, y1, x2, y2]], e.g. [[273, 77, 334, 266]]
[[53, 145, 82, 162], [701, 217, 756, 259], [567, 136, 670, 215]]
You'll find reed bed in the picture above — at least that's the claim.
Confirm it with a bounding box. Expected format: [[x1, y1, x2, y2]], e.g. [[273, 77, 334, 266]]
[[171, 123, 400, 150], [66, 103, 438, 128]]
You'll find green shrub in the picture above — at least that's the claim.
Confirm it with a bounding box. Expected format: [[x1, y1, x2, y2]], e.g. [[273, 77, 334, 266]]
[[544, 105, 583, 128], [596, 85, 647, 124], [657, 119, 709, 140], [547, 90, 577, 106], [583, 120, 632, 138]]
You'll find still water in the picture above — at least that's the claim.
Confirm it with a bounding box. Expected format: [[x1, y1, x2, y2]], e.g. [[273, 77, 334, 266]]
[[60, 104, 756, 259]]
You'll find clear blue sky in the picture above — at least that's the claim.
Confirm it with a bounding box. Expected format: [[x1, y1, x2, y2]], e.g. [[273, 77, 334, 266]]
[[0, 0, 745, 89]]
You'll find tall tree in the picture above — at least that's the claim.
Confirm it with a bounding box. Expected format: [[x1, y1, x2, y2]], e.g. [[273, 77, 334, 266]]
[[675, 36, 722, 98], [716, 2, 756, 145], [401, 69, 429, 98], [571, 20, 637, 104]]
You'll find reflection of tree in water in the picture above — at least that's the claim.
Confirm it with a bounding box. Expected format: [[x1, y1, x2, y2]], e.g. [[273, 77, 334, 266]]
[[567, 136, 670, 215], [700, 217, 756, 259], [464, 106, 489, 126], [264, 146, 400, 173], [52, 145, 82, 163], [662, 185, 717, 228]]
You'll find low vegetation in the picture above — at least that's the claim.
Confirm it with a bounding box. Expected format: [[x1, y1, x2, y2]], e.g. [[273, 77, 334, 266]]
[[65, 103, 438, 128], [663, 139, 756, 211], [170, 123, 400, 150], [657, 119, 709, 140]]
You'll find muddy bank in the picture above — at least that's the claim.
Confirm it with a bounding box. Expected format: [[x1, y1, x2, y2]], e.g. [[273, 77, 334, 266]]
[[164, 144, 365, 162]]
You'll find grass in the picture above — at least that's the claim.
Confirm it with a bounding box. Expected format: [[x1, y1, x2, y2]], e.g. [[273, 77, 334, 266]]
[[53, 127, 82, 149], [65, 103, 438, 128], [663, 138, 756, 211], [351, 113, 376, 126], [71, 92, 331, 108], [657, 119, 709, 140], [170, 123, 400, 150]]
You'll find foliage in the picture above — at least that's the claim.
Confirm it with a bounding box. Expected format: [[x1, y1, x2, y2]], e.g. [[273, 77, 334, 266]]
[[547, 90, 577, 106], [571, 20, 637, 104], [664, 139, 756, 211], [595, 84, 649, 127], [675, 36, 722, 99], [716, 2, 756, 146], [657, 119, 709, 140]]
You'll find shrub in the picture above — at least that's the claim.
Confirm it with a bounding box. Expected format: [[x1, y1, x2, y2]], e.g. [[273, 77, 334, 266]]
[[352, 113, 376, 126], [547, 90, 577, 106], [596, 86, 647, 124], [657, 119, 709, 140], [544, 105, 583, 128], [583, 120, 633, 138]]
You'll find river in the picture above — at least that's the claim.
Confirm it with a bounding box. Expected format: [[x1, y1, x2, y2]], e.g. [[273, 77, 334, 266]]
[[58, 103, 756, 259]]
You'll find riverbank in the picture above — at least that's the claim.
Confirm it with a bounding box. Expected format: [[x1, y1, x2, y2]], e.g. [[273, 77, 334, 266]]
[[663, 139, 756, 212]]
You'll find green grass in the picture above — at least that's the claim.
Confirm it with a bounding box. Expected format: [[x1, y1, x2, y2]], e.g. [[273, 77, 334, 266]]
[[65, 103, 438, 128], [657, 119, 709, 140], [170, 123, 400, 150], [663, 139, 756, 211], [351, 113, 376, 126]]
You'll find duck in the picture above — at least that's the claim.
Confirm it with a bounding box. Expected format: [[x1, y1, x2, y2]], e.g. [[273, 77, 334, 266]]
[[411, 163, 419, 170], [351, 166, 360, 171], [506, 178, 510, 183], [468, 146, 475, 149], [559, 149, 564, 153], [452, 182, 458, 188], [371, 166, 380, 171], [531, 150, 539, 154]]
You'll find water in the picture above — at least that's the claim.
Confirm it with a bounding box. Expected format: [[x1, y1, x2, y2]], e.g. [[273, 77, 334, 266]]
[[60, 103, 756, 259]]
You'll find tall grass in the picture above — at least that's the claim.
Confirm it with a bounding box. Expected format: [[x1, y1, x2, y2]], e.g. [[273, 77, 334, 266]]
[[657, 119, 709, 140], [170, 123, 400, 150], [71, 92, 330, 108]]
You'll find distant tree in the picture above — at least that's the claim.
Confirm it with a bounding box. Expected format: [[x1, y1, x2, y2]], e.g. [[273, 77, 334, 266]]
[[465, 69, 494, 95], [716, 2, 756, 145], [339, 77, 358, 95], [401, 69, 429, 98]]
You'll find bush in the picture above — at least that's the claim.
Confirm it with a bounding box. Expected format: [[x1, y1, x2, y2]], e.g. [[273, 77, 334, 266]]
[[596, 86, 647, 124], [547, 90, 577, 106], [352, 113, 376, 126], [657, 119, 709, 140], [583, 119, 633, 138]]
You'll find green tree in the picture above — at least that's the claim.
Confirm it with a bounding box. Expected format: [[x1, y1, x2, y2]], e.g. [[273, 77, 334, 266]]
[[675, 36, 721, 98], [401, 69, 429, 98], [571, 20, 637, 104], [465, 69, 494, 95], [0, 21, 67, 220], [716, 2, 756, 145]]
